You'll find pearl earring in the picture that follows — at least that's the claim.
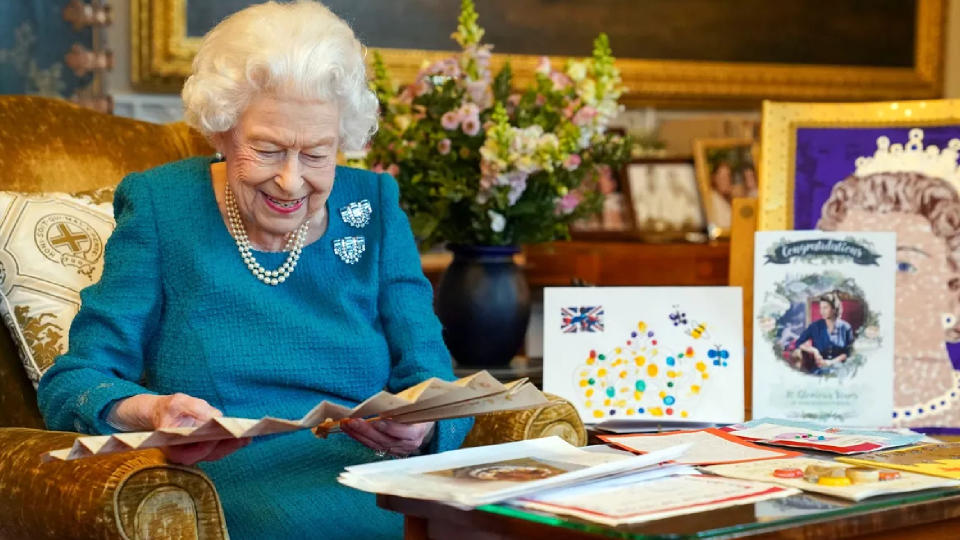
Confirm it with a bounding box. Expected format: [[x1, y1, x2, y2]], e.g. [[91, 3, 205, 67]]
[[214, 152, 224, 162]]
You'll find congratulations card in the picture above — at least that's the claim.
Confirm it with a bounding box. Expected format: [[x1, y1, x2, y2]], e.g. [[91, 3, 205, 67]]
[[543, 287, 744, 425], [753, 231, 896, 425]]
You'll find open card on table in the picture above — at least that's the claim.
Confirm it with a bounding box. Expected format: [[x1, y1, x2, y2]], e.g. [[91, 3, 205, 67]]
[[753, 231, 896, 426], [543, 287, 744, 426], [838, 443, 960, 480], [43, 371, 548, 462], [515, 473, 797, 526], [721, 418, 923, 455], [704, 457, 959, 501], [338, 436, 689, 508], [599, 428, 800, 465]]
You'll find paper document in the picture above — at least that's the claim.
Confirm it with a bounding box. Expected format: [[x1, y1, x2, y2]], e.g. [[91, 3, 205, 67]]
[[704, 457, 959, 501], [43, 371, 548, 462], [600, 428, 800, 465], [722, 418, 923, 455], [339, 436, 689, 507], [515, 474, 798, 526]]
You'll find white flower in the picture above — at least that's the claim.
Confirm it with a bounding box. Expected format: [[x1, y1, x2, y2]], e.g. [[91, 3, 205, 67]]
[[488, 210, 506, 232], [567, 61, 587, 82], [535, 56, 551, 75]]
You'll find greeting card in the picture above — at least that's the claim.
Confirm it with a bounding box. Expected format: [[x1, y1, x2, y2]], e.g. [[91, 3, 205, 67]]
[[753, 231, 896, 425], [543, 287, 744, 425]]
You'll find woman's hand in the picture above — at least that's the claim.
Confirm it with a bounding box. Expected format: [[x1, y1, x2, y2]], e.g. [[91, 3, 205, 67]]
[[109, 393, 251, 465], [341, 419, 435, 457]]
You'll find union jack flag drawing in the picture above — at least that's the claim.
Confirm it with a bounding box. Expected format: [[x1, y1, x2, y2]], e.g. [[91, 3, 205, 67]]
[[561, 306, 604, 333]]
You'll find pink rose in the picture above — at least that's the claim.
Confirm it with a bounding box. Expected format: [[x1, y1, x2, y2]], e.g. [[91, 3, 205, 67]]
[[437, 138, 452, 155], [441, 110, 462, 130], [413, 79, 431, 97], [535, 94, 546, 106], [562, 98, 582, 120], [550, 71, 572, 91], [563, 154, 582, 171], [572, 106, 598, 126], [465, 81, 491, 108], [461, 116, 481, 136], [459, 102, 480, 118], [558, 192, 581, 214]]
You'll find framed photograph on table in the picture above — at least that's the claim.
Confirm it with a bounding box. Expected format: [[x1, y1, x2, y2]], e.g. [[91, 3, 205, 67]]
[[570, 163, 636, 240], [693, 138, 758, 239], [625, 159, 706, 242], [757, 98, 960, 433]]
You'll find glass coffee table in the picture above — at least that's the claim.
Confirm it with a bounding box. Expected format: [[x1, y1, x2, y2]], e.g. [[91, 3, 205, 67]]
[[379, 485, 960, 538]]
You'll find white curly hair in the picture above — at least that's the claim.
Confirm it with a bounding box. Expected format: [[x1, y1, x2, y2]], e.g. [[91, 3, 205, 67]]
[[181, 0, 378, 151]]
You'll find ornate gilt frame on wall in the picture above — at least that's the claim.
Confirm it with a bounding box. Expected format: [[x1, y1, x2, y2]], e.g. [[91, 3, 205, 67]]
[[757, 98, 960, 231], [132, 0, 945, 105]]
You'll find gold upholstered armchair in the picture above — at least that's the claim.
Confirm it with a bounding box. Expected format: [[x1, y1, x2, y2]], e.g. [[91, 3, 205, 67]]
[[0, 96, 585, 539]]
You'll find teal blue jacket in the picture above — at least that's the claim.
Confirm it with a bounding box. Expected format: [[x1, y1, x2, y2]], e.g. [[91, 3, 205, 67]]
[[38, 156, 472, 538]]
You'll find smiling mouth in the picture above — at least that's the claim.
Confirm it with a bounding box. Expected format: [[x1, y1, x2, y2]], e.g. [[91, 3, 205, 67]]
[[263, 192, 306, 212]]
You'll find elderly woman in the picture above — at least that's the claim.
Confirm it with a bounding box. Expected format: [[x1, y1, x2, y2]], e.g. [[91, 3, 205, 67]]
[[37, 1, 471, 537], [790, 292, 854, 374]]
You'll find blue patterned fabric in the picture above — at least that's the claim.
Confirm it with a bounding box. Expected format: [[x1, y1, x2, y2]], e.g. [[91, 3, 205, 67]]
[[38, 156, 472, 538], [0, 1, 92, 96]]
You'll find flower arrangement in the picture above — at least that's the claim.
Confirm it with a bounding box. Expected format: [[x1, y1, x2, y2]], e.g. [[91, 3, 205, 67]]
[[361, 0, 631, 249]]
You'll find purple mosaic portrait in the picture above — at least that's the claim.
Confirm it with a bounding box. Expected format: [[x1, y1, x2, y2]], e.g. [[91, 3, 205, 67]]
[[792, 125, 960, 432]]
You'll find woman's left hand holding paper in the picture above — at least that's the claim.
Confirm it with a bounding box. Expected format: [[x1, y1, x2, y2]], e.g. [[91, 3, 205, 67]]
[[341, 419, 435, 457]]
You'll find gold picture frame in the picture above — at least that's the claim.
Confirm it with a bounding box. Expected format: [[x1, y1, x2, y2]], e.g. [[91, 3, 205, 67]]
[[757, 99, 960, 231], [693, 138, 758, 239], [131, 0, 945, 105]]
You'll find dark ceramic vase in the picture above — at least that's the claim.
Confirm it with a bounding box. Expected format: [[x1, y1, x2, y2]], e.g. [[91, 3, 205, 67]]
[[435, 245, 531, 368]]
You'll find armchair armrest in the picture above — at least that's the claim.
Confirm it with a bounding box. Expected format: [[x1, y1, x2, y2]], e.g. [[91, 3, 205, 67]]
[[461, 393, 586, 448], [0, 428, 227, 539]]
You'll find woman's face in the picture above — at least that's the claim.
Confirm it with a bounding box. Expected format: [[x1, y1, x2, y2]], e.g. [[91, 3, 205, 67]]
[[819, 300, 835, 320], [834, 209, 952, 358], [712, 163, 733, 197], [215, 94, 340, 248]]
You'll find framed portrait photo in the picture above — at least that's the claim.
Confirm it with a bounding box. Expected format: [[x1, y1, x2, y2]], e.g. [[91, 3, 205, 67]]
[[758, 98, 960, 433], [693, 138, 758, 239], [625, 159, 706, 242], [570, 163, 636, 240]]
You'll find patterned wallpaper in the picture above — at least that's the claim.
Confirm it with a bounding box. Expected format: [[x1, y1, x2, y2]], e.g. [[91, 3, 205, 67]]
[[0, 1, 94, 98]]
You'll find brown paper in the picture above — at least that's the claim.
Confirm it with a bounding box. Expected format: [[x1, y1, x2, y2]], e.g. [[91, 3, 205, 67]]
[[42, 372, 548, 462]]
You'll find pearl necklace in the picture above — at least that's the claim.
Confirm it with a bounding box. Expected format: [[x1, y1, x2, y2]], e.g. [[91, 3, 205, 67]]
[[892, 370, 960, 422], [224, 185, 309, 286]]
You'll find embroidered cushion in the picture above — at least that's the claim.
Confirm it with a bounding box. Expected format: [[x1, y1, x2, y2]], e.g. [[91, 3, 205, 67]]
[[0, 188, 114, 386]]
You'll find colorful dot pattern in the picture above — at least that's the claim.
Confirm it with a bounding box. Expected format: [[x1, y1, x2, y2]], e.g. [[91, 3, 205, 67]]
[[572, 318, 731, 421]]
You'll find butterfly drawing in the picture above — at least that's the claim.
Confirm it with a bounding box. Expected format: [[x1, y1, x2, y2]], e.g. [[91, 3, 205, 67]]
[[708, 344, 730, 366]]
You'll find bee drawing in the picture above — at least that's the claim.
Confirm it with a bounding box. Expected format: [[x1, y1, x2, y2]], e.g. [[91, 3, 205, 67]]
[[687, 322, 708, 339]]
